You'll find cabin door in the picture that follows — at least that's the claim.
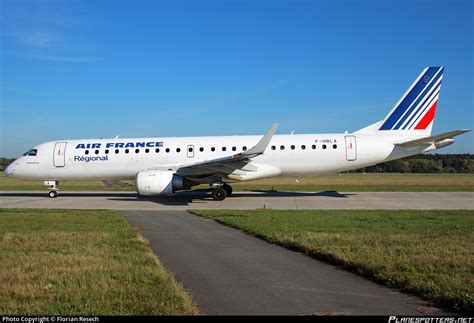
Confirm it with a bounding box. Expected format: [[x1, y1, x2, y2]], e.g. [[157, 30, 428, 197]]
[[54, 142, 67, 167], [345, 136, 357, 161]]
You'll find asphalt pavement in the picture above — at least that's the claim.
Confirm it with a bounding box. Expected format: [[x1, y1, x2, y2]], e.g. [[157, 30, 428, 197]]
[[1, 191, 472, 210], [123, 210, 444, 315]]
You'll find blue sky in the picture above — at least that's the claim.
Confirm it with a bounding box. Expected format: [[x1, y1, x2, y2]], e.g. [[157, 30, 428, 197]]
[[1, 0, 472, 157]]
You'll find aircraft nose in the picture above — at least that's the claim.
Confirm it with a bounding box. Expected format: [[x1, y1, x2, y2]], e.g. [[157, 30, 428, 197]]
[[4, 164, 14, 177]]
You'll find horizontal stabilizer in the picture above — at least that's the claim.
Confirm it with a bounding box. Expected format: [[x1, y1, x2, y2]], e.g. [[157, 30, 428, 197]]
[[395, 129, 470, 147]]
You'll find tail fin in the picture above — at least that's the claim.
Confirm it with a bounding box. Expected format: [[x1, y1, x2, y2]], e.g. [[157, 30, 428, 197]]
[[378, 66, 444, 137]]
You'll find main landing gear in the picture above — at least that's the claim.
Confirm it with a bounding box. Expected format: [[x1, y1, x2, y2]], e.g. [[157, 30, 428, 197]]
[[211, 183, 233, 201], [44, 181, 59, 198]]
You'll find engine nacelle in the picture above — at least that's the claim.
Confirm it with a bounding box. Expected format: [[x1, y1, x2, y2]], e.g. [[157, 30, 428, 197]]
[[135, 170, 189, 196]]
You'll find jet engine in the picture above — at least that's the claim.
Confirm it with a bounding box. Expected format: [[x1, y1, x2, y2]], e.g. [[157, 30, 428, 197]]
[[135, 170, 193, 196]]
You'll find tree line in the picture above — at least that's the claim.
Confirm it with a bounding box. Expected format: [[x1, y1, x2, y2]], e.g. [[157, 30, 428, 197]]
[[0, 158, 14, 171], [1, 154, 473, 173], [350, 154, 474, 173]]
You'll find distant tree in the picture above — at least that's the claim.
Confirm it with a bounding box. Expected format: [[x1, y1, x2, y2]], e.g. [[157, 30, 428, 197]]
[[409, 159, 443, 173], [350, 154, 473, 173], [0, 158, 14, 168]]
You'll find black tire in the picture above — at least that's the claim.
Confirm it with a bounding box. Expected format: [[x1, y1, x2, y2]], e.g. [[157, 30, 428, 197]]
[[48, 191, 58, 198], [211, 187, 227, 201], [222, 184, 233, 196]]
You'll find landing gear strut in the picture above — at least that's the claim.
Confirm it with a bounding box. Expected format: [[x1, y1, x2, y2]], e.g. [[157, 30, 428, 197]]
[[44, 180, 59, 198], [211, 183, 233, 201]]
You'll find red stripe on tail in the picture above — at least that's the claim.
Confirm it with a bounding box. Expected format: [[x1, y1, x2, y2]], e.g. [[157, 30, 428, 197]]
[[415, 100, 438, 130]]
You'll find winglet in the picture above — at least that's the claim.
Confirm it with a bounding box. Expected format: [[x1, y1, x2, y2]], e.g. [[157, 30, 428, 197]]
[[242, 123, 279, 157]]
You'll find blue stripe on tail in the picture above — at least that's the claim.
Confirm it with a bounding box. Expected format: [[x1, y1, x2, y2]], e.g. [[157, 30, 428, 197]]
[[379, 67, 443, 130], [394, 67, 443, 130], [402, 82, 442, 130]]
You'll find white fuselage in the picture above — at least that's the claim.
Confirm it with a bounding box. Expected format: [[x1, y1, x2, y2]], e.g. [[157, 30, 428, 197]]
[[5, 132, 422, 183], [5, 66, 463, 198]]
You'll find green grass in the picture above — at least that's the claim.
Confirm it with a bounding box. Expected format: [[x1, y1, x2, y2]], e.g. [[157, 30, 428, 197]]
[[1, 173, 473, 192], [0, 209, 198, 315], [229, 173, 474, 192], [191, 209, 474, 314], [0, 174, 135, 191]]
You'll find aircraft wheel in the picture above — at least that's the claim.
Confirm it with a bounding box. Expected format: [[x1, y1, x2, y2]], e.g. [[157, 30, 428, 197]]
[[48, 191, 58, 198], [222, 184, 233, 196], [212, 187, 227, 201]]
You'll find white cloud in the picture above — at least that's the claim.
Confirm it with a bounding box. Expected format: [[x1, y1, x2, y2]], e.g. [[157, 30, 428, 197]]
[[1, 3, 100, 64], [17, 31, 60, 49]]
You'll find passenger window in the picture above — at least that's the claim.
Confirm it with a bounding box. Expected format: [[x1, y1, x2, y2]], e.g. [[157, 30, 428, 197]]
[[125, 149, 129, 154], [271, 146, 276, 150], [85, 150, 89, 155], [145, 148, 149, 153], [291, 145, 295, 150], [199, 147, 204, 152], [176, 148, 181, 153], [155, 148, 160, 153], [135, 149, 140, 153], [280, 145, 285, 150], [301, 145, 306, 150], [166, 148, 170, 153], [333, 144, 337, 149], [115, 149, 119, 154], [222, 147, 227, 151], [211, 147, 215, 152], [188, 147, 193, 152], [105, 150, 109, 154], [243, 146, 247, 151], [322, 145, 327, 149], [232, 146, 236, 151], [95, 150, 99, 154], [312, 144, 316, 149]]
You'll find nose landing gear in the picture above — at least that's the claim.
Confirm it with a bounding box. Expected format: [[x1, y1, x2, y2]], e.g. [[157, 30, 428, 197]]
[[44, 181, 59, 198], [211, 183, 233, 201]]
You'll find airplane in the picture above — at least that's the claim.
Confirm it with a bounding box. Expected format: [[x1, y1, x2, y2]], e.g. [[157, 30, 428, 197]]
[[4, 66, 469, 200]]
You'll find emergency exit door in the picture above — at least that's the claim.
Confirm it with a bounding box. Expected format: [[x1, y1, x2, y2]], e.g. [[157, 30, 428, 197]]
[[345, 136, 357, 161], [54, 142, 67, 167]]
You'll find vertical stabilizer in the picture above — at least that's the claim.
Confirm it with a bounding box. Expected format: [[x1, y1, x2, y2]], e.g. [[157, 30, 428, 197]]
[[378, 66, 444, 137]]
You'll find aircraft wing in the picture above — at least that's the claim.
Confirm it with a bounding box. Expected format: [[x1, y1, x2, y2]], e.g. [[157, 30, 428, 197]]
[[149, 123, 279, 177], [395, 129, 470, 147]]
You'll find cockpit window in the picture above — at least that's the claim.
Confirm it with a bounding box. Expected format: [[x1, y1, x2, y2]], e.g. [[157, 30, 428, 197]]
[[23, 149, 38, 156]]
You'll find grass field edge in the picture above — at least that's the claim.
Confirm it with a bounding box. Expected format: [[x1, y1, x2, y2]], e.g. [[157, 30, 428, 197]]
[[188, 209, 471, 315], [130, 228, 200, 315], [0, 208, 200, 315]]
